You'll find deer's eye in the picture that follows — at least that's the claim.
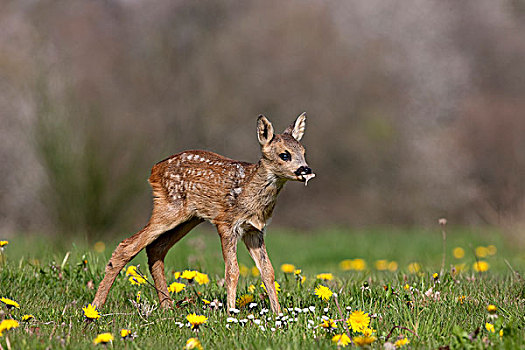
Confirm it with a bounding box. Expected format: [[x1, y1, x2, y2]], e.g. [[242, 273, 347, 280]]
[[279, 151, 291, 161]]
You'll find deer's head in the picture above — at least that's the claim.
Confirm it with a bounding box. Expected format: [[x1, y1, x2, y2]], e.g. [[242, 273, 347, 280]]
[[257, 113, 315, 185]]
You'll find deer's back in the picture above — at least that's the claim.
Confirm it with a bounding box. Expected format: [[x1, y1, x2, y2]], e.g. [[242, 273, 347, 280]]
[[149, 150, 255, 222]]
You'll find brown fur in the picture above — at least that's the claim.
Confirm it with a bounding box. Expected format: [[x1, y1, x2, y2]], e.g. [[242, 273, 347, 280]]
[[92, 113, 314, 313]]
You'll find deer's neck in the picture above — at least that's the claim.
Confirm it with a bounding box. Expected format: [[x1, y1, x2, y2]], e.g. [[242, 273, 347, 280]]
[[238, 160, 286, 231]]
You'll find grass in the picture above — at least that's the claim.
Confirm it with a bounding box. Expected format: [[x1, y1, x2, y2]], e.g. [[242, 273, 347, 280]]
[[1, 226, 524, 349]]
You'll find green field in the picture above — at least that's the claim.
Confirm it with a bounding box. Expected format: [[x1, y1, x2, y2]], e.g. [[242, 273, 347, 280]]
[[1, 227, 524, 349]]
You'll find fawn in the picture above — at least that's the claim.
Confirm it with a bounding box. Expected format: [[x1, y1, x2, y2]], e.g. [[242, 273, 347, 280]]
[[92, 113, 315, 313]]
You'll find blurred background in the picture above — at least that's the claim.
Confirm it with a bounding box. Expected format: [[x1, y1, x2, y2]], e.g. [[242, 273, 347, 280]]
[[1, 0, 525, 243]]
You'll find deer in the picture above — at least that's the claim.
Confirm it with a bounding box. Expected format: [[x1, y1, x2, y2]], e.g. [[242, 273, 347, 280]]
[[92, 113, 315, 313]]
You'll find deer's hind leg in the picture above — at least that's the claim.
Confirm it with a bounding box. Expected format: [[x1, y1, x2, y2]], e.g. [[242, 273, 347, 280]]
[[146, 218, 203, 308]]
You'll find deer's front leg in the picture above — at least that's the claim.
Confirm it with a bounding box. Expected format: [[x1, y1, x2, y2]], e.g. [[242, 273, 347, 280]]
[[216, 224, 239, 310], [243, 231, 281, 313]]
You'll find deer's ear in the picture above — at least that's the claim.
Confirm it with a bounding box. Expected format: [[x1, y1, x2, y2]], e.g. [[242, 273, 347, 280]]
[[257, 115, 274, 146], [284, 112, 306, 141]]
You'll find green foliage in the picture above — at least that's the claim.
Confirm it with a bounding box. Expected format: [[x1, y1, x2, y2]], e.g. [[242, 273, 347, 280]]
[[0, 228, 524, 349]]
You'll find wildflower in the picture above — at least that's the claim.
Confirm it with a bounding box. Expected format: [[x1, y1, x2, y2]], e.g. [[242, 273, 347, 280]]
[[320, 318, 337, 329], [0, 241, 8, 248], [93, 332, 114, 345], [21, 315, 34, 322], [251, 266, 260, 277], [195, 272, 209, 285], [485, 322, 495, 333], [332, 333, 351, 347], [475, 246, 489, 258], [339, 259, 353, 271], [82, 303, 101, 320], [120, 329, 132, 339], [93, 241, 105, 253], [247, 284, 256, 293], [388, 261, 398, 271], [186, 313, 207, 330], [362, 327, 375, 337], [433, 272, 439, 280], [136, 291, 141, 303], [185, 337, 203, 350], [375, 260, 388, 271], [453, 247, 465, 259], [403, 284, 410, 290], [353, 335, 377, 346], [239, 264, 249, 277], [181, 270, 198, 280], [395, 337, 410, 347], [347, 310, 370, 333], [408, 262, 421, 274], [126, 265, 139, 277], [454, 263, 466, 273], [0, 319, 19, 336], [487, 304, 497, 313], [237, 294, 254, 308], [129, 275, 147, 285], [0, 297, 20, 309], [457, 295, 466, 304], [487, 245, 497, 255], [438, 218, 447, 226], [473, 261, 490, 272], [202, 299, 210, 305], [260, 281, 280, 295], [353, 258, 367, 271], [294, 269, 302, 275], [499, 329, 504, 337], [314, 285, 333, 301], [174, 271, 181, 279], [281, 264, 295, 273], [316, 273, 333, 281]]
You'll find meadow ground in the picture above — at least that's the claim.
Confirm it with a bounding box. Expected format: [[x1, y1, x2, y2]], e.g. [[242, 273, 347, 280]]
[[1, 226, 524, 349]]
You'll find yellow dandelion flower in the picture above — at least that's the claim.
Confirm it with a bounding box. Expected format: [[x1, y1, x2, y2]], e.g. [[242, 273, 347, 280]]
[[0, 319, 19, 335], [473, 261, 490, 272], [487, 304, 497, 313], [174, 271, 181, 279], [239, 264, 249, 277], [168, 282, 186, 293], [352, 258, 367, 271], [453, 247, 465, 259], [316, 273, 333, 281], [120, 329, 132, 338], [82, 303, 101, 320], [0, 297, 20, 309], [260, 281, 280, 295], [185, 337, 203, 350], [433, 272, 439, 280], [353, 335, 377, 346], [388, 261, 398, 271], [314, 285, 333, 301], [237, 294, 254, 308], [375, 260, 388, 271], [129, 275, 147, 286], [93, 332, 114, 345], [186, 313, 207, 329], [247, 284, 256, 293], [0, 241, 8, 247], [487, 245, 497, 256], [403, 284, 410, 290], [301, 276, 306, 284], [457, 295, 466, 304], [347, 310, 370, 333], [251, 266, 260, 277], [475, 246, 489, 258], [408, 262, 421, 274], [499, 329, 504, 337], [332, 333, 351, 347], [21, 315, 34, 322], [362, 327, 375, 337], [339, 259, 353, 271], [181, 270, 198, 280], [126, 265, 138, 276], [294, 269, 302, 275], [485, 322, 495, 333], [194, 272, 209, 285], [93, 241, 105, 253], [280, 263, 295, 273], [395, 337, 410, 347], [320, 318, 337, 329]]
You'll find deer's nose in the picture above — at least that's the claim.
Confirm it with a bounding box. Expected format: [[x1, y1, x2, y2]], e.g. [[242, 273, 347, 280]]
[[294, 166, 312, 176]]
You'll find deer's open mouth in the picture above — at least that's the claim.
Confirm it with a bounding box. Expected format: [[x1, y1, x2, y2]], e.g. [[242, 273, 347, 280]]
[[298, 173, 316, 186]]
